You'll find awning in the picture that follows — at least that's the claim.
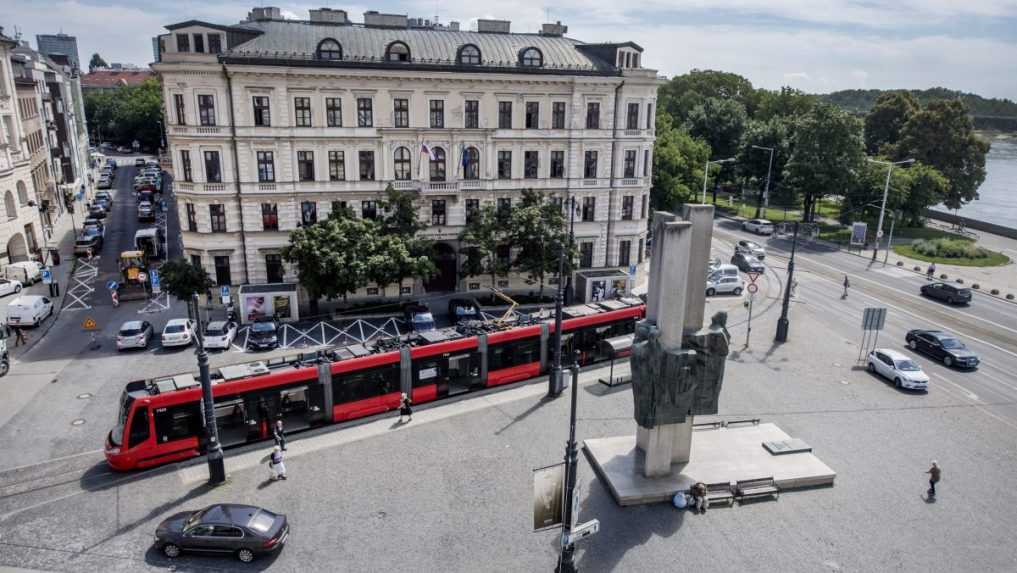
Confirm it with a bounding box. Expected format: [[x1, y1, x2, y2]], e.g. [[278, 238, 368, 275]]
[[599, 334, 634, 357]]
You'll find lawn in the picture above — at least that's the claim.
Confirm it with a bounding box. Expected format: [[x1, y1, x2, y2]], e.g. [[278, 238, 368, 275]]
[[818, 225, 970, 244], [892, 244, 1010, 267]]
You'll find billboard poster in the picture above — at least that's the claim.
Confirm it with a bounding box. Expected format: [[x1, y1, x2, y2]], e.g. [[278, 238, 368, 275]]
[[533, 463, 565, 531], [850, 222, 868, 246]]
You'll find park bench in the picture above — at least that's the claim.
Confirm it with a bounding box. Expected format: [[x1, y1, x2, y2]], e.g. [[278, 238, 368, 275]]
[[735, 477, 779, 503], [705, 482, 735, 507]]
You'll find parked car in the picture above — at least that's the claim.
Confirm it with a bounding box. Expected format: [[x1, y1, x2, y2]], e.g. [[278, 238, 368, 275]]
[[0, 278, 23, 297], [867, 348, 929, 390], [5, 261, 43, 284], [735, 240, 766, 260], [708, 263, 739, 281], [247, 319, 279, 350], [403, 303, 436, 332], [97, 177, 112, 190], [74, 235, 103, 257], [6, 295, 54, 326], [154, 503, 288, 563], [116, 320, 154, 351], [706, 275, 744, 296], [448, 298, 481, 324], [203, 320, 238, 350], [88, 204, 108, 219], [137, 201, 155, 222], [905, 329, 980, 369], [920, 282, 972, 305], [742, 219, 774, 235], [95, 191, 113, 206], [134, 157, 147, 167], [83, 218, 105, 238], [731, 252, 765, 274], [162, 318, 198, 347]]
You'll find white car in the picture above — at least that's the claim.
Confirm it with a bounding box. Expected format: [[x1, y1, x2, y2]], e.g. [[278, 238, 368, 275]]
[[161, 318, 197, 347], [706, 275, 744, 297], [0, 278, 23, 297], [203, 320, 238, 350], [735, 240, 766, 260], [867, 349, 930, 390], [116, 320, 154, 351], [6, 295, 53, 326], [742, 219, 774, 235]]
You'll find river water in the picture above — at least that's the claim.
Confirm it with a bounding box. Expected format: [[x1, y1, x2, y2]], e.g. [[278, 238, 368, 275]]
[[934, 137, 1017, 229]]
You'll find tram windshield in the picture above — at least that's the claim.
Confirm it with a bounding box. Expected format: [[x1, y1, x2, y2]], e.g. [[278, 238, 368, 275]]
[[110, 390, 135, 447]]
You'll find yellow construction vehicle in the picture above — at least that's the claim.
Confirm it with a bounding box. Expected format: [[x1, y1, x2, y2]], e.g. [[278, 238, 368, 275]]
[[117, 250, 150, 301]]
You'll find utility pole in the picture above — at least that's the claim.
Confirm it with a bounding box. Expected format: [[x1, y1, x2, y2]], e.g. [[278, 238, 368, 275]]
[[775, 222, 799, 343], [556, 350, 582, 573], [562, 196, 577, 305], [868, 158, 914, 262], [883, 211, 897, 266], [548, 222, 567, 397], [192, 294, 226, 485], [751, 145, 774, 219]]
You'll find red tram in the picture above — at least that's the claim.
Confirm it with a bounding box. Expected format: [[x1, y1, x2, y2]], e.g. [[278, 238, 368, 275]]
[[105, 299, 644, 470]]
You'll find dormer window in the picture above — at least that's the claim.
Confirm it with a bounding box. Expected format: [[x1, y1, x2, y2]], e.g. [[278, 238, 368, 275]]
[[458, 44, 481, 65], [520, 47, 543, 67], [386, 41, 411, 62], [316, 39, 342, 61]]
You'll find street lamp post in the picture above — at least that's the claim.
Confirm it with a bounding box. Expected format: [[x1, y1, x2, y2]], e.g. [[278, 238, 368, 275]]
[[868, 158, 914, 261], [775, 221, 799, 342], [701, 158, 735, 204], [562, 196, 578, 305], [192, 294, 227, 485], [556, 350, 582, 573], [751, 145, 775, 218]]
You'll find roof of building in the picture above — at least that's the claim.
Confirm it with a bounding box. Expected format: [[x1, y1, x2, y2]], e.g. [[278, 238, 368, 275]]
[[206, 19, 619, 73], [81, 70, 155, 89]]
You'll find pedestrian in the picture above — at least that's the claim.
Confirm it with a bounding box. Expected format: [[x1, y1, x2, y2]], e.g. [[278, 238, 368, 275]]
[[273, 419, 286, 451], [13, 325, 26, 347], [398, 392, 413, 423], [926, 460, 941, 498], [790, 279, 799, 298], [926, 263, 936, 280], [691, 481, 709, 514], [268, 445, 287, 480], [111, 289, 119, 308], [842, 275, 850, 299]]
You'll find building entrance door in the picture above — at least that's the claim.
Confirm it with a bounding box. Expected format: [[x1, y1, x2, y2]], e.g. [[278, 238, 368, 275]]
[[424, 242, 457, 292]]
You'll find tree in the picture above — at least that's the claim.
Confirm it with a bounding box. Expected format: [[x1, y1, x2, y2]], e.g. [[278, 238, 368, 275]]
[[863, 91, 918, 155], [754, 87, 817, 122], [88, 53, 108, 72], [736, 118, 791, 215], [159, 258, 214, 300], [459, 204, 509, 287], [283, 216, 380, 314], [685, 97, 747, 160], [378, 183, 435, 295], [381, 183, 425, 237], [509, 190, 572, 296], [782, 104, 865, 222], [83, 78, 163, 150], [895, 100, 990, 210], [659, 69, 758, 121], [842, 160, 949, 228], [651, 113, 710, 211]]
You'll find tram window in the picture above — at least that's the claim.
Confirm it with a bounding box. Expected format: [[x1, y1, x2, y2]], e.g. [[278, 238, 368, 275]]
[[489, 337, 541, 370], [154, 403, 202, 442], [333, 363, 399, 403], [127, 408, 150, 448], [412, 357, 446, 387], [214, 400, 246, 426], [280, 387, 308, 413]]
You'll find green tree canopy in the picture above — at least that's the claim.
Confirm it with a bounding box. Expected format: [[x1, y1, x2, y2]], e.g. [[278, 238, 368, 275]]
[[863, 91, 918, 155], [159, 258, 214, 300], [283, 216, 379, 312], [88, 53, 108, 72], [651, 113, 711, 211], [737, 117, 792, 214], [459, 204, 508, 287], [659, 69, 758, 120], [685, 97, 747, 160], [508, 190, 573, 296], [842, 160, 948, 227], [83, 78, 163, 150], [754, 87, 817, 122]]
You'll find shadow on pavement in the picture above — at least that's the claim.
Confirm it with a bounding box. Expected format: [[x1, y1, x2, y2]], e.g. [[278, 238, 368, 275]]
[[493, 394, 554, 436]]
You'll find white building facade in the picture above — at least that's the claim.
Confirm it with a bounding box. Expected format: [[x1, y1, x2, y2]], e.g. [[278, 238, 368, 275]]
[[155, 8, 660, 298]]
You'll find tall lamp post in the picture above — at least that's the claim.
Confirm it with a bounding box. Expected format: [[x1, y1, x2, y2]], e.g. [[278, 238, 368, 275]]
[[751, 145, 774, 218], [868, 158, 914, 261], [556, 350, 582, 573], [550, 196, 577, 397], [775, 221, 799, 342], [192, 293, 227, 485], [701, 158, 735, 204]]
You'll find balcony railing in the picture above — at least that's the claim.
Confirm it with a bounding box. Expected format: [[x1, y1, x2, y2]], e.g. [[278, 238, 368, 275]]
[[621, 178, 641, 186]]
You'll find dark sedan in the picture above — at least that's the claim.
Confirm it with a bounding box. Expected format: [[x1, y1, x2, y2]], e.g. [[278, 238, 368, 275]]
[[920, 282, 972, 305], [154, 503, 289, 563], [730, 252, 765, 274], [906, 329, 980, 369], [247, 318, 279, 350]]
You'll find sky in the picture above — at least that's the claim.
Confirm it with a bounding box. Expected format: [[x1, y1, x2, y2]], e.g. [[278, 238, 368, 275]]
[[6, 0, 1017, 100]]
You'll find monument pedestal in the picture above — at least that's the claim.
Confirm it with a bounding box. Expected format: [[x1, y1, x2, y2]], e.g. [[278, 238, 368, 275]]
[[636, 421, 693, 477], [584, 423, 836, 506]]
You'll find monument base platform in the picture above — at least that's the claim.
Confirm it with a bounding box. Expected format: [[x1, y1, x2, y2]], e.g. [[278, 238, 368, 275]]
[[583, 422, 836, 506]]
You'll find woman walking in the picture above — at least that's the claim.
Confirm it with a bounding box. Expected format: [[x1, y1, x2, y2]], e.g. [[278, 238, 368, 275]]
[[398, 393, 413, 423], [268, 445, 287, 481]]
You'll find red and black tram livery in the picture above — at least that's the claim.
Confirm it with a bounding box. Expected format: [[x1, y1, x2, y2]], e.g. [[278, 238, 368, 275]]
[[106, 298, 644, 471]]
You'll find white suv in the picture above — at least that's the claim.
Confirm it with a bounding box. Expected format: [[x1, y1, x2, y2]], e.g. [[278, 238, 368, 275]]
[[867, 349, 930, 390], [735, 240, 766, 260], [706, 275, 744, 296], [742, 219, 774, 235]]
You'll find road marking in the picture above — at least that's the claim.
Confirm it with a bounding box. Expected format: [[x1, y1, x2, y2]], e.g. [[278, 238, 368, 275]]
[[0, 449, 104, 475]]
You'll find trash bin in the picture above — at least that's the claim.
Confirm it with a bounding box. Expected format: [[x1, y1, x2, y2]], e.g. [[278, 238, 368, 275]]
[[49, 249, 61, 266]]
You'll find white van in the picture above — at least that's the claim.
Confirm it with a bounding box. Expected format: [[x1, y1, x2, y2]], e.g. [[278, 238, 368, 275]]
[[708, 264, 740, 281], [6, 295, 54, 326], [5, 261, 44, 284]]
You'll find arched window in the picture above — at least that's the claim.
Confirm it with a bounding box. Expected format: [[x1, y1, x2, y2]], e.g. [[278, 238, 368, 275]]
[[520, 47, 543, 68], [316, 39, 342, 60], [393, 147, 411, 181], [385, 41, 411, 62], [463, 147, 480, 180], [15, 181, 29, 206], [430, 147, 446, 182], [458, 44, 481, 65], [4, 191, 16, 220]]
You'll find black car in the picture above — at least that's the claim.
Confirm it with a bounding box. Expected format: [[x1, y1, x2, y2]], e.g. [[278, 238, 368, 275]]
[[154, 503, 289, 563], [74, 235, 103, 257], [920, 282, 972, 305], [730, 252, 765, 274], [247, 318, 279, 350], [403, 303, 436, 332], [88, 205, 108, 219], [448, 297, 481, 324], [905, 329, 980, 369]]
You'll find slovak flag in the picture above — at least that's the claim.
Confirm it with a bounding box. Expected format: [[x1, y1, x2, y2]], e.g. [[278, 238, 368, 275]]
[[420, 143, 436, 160]]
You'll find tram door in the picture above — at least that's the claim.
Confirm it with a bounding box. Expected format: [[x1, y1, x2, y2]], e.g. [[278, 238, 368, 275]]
[[447, 352, 482, 395], [277, 385, 314, 432], [213, 398, 250, 448]]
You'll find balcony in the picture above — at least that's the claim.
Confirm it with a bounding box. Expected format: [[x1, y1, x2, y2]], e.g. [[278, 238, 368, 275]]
[[169, 125, 225, 137], [172, 182, 229, 194], [421, 182, 459, 195], [621, 178, 642, 186]]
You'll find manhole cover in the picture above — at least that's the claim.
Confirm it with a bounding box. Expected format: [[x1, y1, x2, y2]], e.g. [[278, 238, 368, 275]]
[[71, 419, 86, 426], [77, 393, 93, 399]]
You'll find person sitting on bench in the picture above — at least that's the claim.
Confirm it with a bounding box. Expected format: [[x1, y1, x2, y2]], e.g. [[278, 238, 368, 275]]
[[691, 482, 709, 513]]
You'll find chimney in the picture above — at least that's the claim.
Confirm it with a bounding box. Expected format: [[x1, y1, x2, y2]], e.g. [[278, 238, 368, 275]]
[[477, 19, 511, 34], [248, 7, 282, 22], [540, 21, 567, 36], [309, 8, 348, 24], [363, 11, 409, 28]]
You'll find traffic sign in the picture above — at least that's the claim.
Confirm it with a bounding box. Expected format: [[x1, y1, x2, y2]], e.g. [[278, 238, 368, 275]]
[[137, 272, 148, 283], [628, 265, 637, 276], [746, 272, 761, 284], [876, 230, 884, 239], [41, 269, 52, 285], [150, 269, 161, 294], [747, 283, 759, 294], [106, 280, 118, 291], [220, 286, 230, 298], [862, 307, 887, 331], [82, 317, 98, 331]]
